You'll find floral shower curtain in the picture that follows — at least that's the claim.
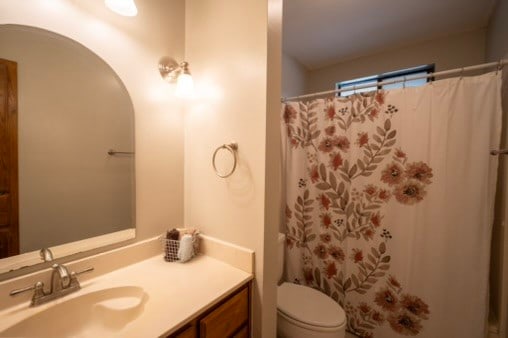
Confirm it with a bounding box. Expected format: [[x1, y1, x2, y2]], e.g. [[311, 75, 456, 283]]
[[282, 72, 502, 338]]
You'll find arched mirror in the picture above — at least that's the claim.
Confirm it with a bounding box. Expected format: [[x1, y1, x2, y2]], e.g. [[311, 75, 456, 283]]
[[0, 24, 135, 274]]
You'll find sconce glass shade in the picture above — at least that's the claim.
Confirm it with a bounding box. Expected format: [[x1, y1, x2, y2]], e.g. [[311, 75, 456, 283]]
[[159, 58, 194, 98], [176, 73, 194, 98], [105, 0, 138, 16]]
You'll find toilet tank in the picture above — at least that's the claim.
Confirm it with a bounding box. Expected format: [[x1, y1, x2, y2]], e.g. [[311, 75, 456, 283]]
[[278, 233, 285, 282]]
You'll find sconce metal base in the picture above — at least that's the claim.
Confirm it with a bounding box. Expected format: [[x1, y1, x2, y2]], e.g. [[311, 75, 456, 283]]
[[158, 57, 179, 82]]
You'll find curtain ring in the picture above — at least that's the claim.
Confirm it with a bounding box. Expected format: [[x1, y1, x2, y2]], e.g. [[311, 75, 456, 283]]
[[212, 142, 238, 178], [496, 60, 503, 75]]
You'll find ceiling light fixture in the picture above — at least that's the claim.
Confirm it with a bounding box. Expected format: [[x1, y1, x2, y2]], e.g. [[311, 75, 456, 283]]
[[105, 0, 138, 17]]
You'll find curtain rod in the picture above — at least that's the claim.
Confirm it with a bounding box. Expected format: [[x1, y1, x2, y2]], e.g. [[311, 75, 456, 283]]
[[281, 59, 508, 103]]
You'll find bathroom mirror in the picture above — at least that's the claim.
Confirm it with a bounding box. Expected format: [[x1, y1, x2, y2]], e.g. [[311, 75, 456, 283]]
[[0, 24, 135, 274]]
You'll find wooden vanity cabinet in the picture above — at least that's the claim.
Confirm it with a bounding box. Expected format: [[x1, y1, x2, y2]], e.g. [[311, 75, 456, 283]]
[[168, 281, 251, 338], [170, 322, 197, 338]]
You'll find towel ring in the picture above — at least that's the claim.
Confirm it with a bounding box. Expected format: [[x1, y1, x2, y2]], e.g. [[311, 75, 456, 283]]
[[212, 142, 238, 178]]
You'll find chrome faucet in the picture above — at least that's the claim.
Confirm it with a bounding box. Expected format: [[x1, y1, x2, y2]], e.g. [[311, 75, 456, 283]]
[[50, 263, 71, 292], [40, 248, 54, 262], [9, 262, 93, 306]]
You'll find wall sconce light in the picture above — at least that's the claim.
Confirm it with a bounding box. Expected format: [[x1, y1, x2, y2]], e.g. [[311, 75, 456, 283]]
[[105, 0, 138, 17], [159, 57, 194, 98]]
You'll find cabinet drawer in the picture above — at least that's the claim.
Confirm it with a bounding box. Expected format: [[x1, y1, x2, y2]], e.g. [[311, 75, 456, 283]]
[[232, 325, 249, 338], [199, 287, 248, 338]]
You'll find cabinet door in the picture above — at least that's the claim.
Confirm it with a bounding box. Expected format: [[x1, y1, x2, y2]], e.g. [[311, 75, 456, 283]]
[[232, 325, 249, 338], [168, 322, 197, 338], [199, 287, 248, 338]]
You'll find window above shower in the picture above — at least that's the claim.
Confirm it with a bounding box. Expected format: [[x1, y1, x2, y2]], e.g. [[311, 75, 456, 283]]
[[336, 64, 435, 97]]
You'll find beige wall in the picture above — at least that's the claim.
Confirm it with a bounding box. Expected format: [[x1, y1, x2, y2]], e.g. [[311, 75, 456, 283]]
[[487, 0, 508, 335], [491, 69, 508, 338], [282, 52, 307, 98], [486, 0, 508, 61], [264, 0, 283, 336], [0, 0, 185, 242], [0, 26, 135, 253], [184, 1, 280, 336], [307, 28, 487, 93]]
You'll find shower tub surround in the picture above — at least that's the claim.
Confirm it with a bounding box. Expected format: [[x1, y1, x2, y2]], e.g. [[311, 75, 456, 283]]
[[0, 235, 253, 337]]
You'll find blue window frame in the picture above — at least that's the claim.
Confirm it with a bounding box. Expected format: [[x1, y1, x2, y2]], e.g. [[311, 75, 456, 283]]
[[336, 64, 435, 97]]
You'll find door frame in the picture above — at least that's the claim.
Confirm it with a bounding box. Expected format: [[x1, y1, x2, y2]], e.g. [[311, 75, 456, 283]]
[[0, 58, 19, 257]]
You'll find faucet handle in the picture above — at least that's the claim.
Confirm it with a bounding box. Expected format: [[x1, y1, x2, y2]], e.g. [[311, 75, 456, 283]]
[[69, 267, 94, 287], [33, 282, 45, 299], [70, 267, 94, 283], [10, 281, 45, 297], [74, 267, 94, 276]]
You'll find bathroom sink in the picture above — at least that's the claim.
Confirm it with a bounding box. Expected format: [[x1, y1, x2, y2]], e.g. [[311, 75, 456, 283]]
[[0, 286, 148, 338]]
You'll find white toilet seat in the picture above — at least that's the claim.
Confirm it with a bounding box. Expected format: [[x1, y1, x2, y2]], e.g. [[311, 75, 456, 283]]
[[277, 308, 345, 332], [277, 282, 346, 330]]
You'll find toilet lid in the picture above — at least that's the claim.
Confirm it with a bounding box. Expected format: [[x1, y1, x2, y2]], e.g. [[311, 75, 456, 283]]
[[277, 282, 346, 328]]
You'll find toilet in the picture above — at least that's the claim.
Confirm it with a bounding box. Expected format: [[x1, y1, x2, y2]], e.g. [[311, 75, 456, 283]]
[[277, 233, 346, 338]]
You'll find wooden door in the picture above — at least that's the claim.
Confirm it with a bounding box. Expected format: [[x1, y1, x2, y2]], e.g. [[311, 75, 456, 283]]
[[0, 58, 19, 258]]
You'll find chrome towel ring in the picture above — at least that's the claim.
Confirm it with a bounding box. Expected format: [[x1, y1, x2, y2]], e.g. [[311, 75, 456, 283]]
[[212, 142, 238, 178]]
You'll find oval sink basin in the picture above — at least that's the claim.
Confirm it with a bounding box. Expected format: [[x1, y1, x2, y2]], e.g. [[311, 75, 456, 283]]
[[0, 286, 148, 338]]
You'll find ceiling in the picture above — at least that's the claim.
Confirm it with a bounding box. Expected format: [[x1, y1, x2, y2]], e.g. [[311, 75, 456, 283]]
[[283, 0, 497, 70]]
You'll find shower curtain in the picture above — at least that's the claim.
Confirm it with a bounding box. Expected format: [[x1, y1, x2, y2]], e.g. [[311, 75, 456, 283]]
[[282, 72, 502, 338]]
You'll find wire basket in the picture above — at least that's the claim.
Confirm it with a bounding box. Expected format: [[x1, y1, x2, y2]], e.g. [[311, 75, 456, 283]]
[[162, 235, 199, 262]]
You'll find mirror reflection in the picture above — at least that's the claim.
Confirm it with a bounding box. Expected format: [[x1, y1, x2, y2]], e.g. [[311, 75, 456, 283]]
[[0, 25, 135, 266]]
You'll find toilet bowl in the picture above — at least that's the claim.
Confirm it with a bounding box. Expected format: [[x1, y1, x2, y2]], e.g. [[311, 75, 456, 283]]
[[277, 233, 346, 338], [277, 282, 346, 338]]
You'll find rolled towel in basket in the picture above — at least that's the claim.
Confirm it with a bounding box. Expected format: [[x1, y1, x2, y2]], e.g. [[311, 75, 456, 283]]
[[177, 234, 194, 262], [178, 228, 200, 254], [166, 228, 180, 240]]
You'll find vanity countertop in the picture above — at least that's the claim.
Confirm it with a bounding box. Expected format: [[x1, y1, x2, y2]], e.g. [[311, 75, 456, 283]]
[[0, 253, 253, 337]]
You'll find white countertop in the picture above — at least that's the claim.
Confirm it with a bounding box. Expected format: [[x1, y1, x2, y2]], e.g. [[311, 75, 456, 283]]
[[0, 254, 253, 337]]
